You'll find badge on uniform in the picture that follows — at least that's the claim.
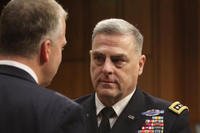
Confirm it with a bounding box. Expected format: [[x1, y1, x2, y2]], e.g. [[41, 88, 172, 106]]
[[168, 101, 189, 114], [138, 109, 164, 133]]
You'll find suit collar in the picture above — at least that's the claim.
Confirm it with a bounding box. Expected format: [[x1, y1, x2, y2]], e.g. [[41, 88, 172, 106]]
[[0, 60, 38, 82], [0, 65, 37, 83]]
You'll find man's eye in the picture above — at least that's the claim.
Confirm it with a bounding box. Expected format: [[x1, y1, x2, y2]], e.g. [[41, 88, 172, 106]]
[[93, 55, 105, 65], [111, 57, 126, 68]]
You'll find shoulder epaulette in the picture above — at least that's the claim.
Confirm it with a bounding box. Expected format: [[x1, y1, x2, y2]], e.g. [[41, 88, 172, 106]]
[[168, 101, 189, 114]]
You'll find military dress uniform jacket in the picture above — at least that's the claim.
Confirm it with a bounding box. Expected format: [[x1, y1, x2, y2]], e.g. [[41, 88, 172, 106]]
[[76, 88, 191, 133], [0, 65, 85, 133]]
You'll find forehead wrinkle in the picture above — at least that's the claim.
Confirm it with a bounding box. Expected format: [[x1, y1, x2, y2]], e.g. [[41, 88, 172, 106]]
[[91, 47, 128, 57], [92, 34, 135, 51]]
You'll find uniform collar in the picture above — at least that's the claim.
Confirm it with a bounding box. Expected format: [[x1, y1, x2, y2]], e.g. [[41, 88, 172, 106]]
[[95, 88, 136, 117]]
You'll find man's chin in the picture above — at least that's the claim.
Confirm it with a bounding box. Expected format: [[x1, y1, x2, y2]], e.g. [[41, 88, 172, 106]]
[[97, 88, 116, 97], [96, 89, 121, 106]]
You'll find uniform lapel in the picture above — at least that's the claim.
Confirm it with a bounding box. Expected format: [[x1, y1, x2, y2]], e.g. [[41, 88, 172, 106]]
[[111, 89, 147, 133]]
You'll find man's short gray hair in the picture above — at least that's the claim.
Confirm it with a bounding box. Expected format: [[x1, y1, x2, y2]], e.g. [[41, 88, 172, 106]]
[[92, 18, 143, 53]]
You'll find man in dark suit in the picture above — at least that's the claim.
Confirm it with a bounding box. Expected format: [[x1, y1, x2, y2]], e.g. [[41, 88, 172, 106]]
[[76, 18, 191, 133], [0, 0, 85, 133]]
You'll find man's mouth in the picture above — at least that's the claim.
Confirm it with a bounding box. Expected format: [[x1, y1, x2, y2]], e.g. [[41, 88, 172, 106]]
[[98, 79, 117, 87], [100, 80, 114, 83]]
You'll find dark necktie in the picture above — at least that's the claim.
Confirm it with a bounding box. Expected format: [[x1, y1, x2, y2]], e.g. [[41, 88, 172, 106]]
[[98, 107, 116, 133]]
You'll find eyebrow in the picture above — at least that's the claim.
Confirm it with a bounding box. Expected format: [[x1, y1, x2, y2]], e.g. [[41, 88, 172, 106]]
[[91, 51, 104, 55], [91, 51, 128, 59], [90, 50, 100, 54], [111, 54, 129, 62], [111, 54, 127, 58]]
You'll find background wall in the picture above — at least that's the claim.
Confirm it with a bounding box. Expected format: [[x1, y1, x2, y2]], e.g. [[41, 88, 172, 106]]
[[1, 0, 199, 131]]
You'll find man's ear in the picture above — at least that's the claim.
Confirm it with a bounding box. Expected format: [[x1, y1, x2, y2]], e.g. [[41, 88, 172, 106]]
[[138, 54, 146, 75], [40, 40, 51, 64]]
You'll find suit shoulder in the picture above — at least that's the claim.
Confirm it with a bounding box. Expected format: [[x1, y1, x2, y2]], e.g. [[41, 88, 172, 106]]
[[53, 91, 81, 110], [75, 93, 93, 104], [168, 101, 189, 115], [36, 87, 80, 110]]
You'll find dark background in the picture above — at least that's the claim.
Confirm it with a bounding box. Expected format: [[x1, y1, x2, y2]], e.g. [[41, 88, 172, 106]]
[[1, 0, 199, 131]]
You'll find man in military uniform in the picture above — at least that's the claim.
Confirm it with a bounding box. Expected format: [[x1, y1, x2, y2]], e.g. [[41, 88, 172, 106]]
[[76, 18, 191, 133]]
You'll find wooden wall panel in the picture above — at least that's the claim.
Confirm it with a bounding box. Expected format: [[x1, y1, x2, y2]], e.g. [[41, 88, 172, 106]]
[[157, 1, 182, 100], [49, 62, 92, 99], [179, 0, 199, 128], [198, 0, 200, 126], [89, 0, 121, 28], [60, 0, 87, 61]]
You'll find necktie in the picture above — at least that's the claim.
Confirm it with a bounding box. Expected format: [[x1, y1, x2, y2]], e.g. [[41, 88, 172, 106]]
[[98, 107, 116, 133]]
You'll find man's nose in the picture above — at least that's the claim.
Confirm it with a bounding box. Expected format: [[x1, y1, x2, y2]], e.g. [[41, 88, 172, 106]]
[[102, 58, 114, 75]]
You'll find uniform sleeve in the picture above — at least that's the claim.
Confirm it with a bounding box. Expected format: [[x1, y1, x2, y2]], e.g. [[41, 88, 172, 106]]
[[170, 110, 192, 133]]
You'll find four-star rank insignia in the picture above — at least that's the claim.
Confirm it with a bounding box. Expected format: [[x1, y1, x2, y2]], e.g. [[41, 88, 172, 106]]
[[168, 101, 189, 114]]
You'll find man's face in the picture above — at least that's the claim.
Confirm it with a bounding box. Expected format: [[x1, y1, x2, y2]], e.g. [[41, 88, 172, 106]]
[[90, 33, 145, 106]]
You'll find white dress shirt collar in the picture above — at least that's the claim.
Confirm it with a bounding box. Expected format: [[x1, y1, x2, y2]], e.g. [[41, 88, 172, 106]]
[[95, 88, 136, 117], [0, 60, 38, 83]]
